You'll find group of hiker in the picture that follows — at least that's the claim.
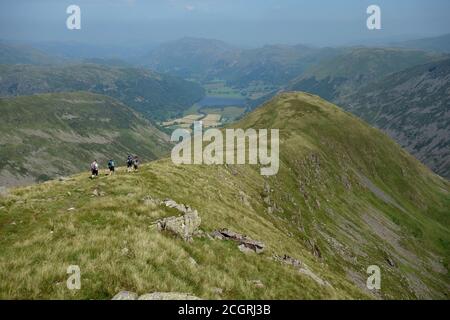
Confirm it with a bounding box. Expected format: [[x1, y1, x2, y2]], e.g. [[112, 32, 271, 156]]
[[90, 155, 139, 179]]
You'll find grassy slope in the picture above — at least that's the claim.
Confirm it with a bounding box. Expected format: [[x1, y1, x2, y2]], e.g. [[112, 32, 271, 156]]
[[339, 59, 450, 179], [0, 92, 170, 187], [289, 47, 446, 100], [0, 92, 448, 299], [0, 63, 205, 120]]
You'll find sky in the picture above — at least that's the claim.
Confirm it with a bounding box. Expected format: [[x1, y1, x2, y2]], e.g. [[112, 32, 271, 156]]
[[1, 0, 450, 47]]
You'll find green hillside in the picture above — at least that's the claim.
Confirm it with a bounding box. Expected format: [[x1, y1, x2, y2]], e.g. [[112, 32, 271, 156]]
[[0, 63, 205, 120], [0, 92, 170, 187], [339, 59, 450, 179], [289, 47, 445, 101], [0, 92, 448, 299]]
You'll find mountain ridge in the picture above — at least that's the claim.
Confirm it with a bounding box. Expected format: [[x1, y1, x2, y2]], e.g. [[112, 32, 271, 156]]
[[1, 92, 448, 299], [0, 63, 205, 121]]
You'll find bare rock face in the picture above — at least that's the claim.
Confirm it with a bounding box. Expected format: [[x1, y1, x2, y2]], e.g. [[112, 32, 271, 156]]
[[112, 291, 139, 300], [156, 199, 201, 241], [212, 229, 265, 254], [138, 292, 201, 300]]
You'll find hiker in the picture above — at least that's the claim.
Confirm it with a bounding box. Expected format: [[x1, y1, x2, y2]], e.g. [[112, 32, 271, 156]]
[[127, 155, 133, 172], [90, 160, 99, 178], [133, 156, 139, 171], [108, 159, 115, 175]]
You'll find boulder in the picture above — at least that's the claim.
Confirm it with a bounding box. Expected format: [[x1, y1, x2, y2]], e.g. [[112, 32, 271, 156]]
[[112, 291, 138, 300], [238, 244, 255, 254], [156, 199, 201, 241], [138, 292, 201, 300], [212, 229, 265, 254], [161, 198, 192, 214]]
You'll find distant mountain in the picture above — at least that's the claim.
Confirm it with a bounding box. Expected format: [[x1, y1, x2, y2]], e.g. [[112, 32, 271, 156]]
[[142, 37, 240, 79], [0, 92, 171, 187], [339, 59, 450, 179], [1, 92, 448, 299], [288, 47, 445, 101], [0, 41, 65, 65], [392, 34, 450, 53], [219, 45, 340, 88], [142, 37, 341, 88], [0, 63, 204, 120], [31, 41, 158, 61]]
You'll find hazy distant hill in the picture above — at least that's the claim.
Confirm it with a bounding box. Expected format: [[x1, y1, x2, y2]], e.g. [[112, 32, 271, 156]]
[[1, 92, 448, 299], [0, 92, 170, 187], [0, 42, 65, 65], [142, 37, 341, 88], [392, 34, 450, 53], [0, 63, 204, 120], [219, 45, 340, 88], [340, 59, 450, 179], [142, 37, 240, 80], [288, 47, 445, 101]]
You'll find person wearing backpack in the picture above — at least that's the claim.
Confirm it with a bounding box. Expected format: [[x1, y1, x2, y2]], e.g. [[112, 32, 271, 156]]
[[133, 156, 139, 171], [108, 159, 115, 175], [90, 160, 99, 179], [126, 155, 133, 172]]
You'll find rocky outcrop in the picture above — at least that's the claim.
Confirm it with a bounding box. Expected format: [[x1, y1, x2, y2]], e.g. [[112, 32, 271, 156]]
[[112, 291, 139, 300], [156, 199, 201, 241], [112, 291, 201, 300], [212, 229, 265, 254]]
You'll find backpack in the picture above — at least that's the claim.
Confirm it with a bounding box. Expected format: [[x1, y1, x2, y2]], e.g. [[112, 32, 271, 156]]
[[91, 162, 96, 170], [108, 160, 114, 168]]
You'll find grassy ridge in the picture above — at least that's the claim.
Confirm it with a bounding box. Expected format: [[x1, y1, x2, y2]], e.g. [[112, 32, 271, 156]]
[[0, 92, 448, 299]]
